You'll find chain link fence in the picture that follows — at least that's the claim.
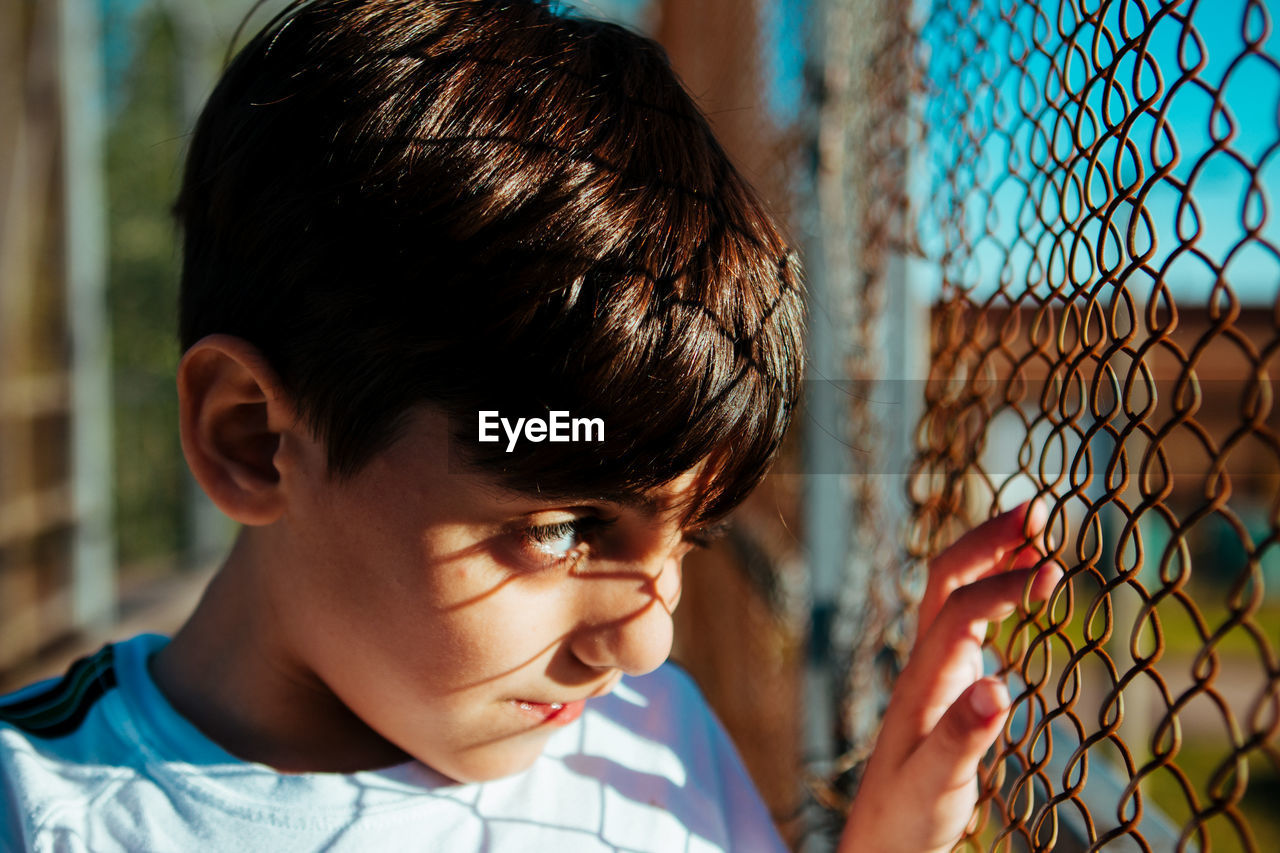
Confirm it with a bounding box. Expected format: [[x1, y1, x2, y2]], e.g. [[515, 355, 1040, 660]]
[[823, 0, 1280, 850]]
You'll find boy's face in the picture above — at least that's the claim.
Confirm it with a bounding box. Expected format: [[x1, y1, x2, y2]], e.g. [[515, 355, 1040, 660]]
[[269, 407, 701, 782]]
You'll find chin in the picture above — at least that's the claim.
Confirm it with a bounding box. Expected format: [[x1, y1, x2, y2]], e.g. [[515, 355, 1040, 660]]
[[421, 739, 549, 784]]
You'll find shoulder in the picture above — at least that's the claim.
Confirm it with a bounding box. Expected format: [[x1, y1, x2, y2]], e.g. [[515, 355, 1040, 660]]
[[0, 634, 166, 751], [0, 645, 120, 740], [592, 660, 742, 756], [617, 659, 711, 715], [0, 636, 164, 850]]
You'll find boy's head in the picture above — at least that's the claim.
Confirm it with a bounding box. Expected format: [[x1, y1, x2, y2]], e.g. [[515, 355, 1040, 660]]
[[175, 0, 803, 524], [167, 0, 804, 782]]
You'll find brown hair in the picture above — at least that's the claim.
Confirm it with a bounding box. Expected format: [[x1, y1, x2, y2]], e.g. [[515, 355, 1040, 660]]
[[175, 0, 804, 521]]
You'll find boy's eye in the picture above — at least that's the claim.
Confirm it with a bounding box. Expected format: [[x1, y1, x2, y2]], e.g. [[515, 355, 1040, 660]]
[[526, 520, 586, 558], [683, 520, 730, 549], [520, 516, 613, 565]]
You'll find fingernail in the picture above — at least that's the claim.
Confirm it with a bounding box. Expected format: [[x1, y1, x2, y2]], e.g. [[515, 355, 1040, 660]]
[[1026, 497, 1048, 529], [970, 680, 1010, 720], [1032, 564, 1064, 598], [1006, 499, 1031, 518]]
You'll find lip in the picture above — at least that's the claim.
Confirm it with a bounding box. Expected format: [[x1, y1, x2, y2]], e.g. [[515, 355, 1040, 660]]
[[512, 698, 587, 726]]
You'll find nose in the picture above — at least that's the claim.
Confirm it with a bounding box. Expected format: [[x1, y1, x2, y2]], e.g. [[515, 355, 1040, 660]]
[[567, 551, 683, 677]]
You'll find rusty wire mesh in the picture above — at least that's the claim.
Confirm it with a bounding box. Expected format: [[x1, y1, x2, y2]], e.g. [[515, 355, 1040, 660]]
[[827, 0, 1280, 850]]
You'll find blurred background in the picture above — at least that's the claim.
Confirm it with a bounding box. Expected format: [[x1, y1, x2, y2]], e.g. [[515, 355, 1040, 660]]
[[1, 0, 1277, 850]]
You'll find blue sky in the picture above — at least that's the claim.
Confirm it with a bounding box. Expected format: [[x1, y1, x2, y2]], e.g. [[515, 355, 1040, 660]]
[[919, 0, 1278, 306], [559, 0, 648, 27], [564, 0, 809, 122]]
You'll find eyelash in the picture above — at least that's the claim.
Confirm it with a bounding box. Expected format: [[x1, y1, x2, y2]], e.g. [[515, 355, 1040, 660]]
[[684, 520, 730, 549], [522, 517, 612, 566]]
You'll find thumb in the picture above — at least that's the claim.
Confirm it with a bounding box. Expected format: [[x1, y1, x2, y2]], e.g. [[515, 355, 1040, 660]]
[[904, 677, 1010, 794]]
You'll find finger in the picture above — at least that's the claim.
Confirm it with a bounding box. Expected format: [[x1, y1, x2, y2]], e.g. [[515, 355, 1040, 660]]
[[901, 677, 1009, 800], [840, 679, 1012, 853], [1008, 543, 1043, 572], [919, 499, 1049, 638], [929, 498, 1049, 582], [1007, 549, 1065, 609], [885, 565, 1056, 765]]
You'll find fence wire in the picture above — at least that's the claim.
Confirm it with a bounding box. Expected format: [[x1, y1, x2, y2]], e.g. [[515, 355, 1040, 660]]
[[825, 0, 1280, 850], [814, 0, 922, 788]]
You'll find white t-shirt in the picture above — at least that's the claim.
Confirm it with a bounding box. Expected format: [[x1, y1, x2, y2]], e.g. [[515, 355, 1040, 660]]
[[0, 634, 784, 852]]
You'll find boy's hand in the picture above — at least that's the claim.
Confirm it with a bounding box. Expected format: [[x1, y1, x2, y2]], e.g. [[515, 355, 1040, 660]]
[[838, 500, 1061, 853]]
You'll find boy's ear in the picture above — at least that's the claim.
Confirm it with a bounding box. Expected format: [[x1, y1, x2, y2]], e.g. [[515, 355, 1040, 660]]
[[178, 334, 305, 526]]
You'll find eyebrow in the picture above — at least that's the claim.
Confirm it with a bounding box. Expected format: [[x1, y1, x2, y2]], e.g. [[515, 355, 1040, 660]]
[[598, 492, 666, 515], [499, 487, 671, 519], [569, 492, 669, 519]]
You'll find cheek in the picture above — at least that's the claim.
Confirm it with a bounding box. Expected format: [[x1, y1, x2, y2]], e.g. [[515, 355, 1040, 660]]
[[352, 578, 575, 695], [282, 498, 571, 693]]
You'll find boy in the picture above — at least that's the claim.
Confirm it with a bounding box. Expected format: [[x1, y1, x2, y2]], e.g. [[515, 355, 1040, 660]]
[[0, 1, 1059, 850]]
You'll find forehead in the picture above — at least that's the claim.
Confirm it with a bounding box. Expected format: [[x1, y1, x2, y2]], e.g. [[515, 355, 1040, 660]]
[[474, 460, 715, 522], [373, 404, 727, 517]]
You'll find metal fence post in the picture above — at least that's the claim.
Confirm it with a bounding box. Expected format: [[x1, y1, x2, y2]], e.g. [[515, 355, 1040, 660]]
[[59, 0, 116, 633]]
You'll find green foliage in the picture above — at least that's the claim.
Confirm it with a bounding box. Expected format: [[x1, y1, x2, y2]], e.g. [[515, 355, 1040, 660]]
[[105, 9, 186, 566]]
